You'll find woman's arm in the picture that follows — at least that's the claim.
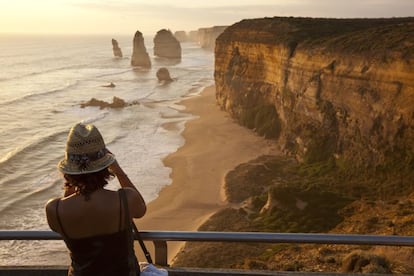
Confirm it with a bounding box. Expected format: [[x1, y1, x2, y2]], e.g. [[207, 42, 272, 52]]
[[45, 198, 60, 233], [109, 159, 136, 190], [109, 159, 147, 218]]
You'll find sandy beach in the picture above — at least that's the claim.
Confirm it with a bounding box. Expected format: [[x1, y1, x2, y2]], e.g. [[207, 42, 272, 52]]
[[135, 85, 277, 264]]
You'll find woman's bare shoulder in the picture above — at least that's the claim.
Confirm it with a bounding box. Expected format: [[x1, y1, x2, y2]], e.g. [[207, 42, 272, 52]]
[[119, 188, 146, 218], [45, 197, 60, 211]]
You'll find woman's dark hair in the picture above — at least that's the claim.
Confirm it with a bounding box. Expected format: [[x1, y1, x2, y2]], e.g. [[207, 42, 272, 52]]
[[64, 168, 114, 200]]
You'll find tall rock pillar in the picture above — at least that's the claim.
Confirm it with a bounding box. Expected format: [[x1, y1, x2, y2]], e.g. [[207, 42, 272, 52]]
[[111, 38, 123, 58], [131, 31, 151, 68]]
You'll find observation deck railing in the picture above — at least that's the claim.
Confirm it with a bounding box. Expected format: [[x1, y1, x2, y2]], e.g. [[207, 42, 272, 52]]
[[1, 230, 413, 275]]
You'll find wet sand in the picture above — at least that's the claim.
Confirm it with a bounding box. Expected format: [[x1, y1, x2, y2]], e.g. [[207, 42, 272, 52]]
[[134, 85, 276, 264]]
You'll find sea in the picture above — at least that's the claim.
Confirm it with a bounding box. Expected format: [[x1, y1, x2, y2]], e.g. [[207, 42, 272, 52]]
[[0, 33, 214, 265]]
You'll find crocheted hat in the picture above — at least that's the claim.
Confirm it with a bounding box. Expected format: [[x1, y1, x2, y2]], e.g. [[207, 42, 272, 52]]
[[58, 123, 115, 174]]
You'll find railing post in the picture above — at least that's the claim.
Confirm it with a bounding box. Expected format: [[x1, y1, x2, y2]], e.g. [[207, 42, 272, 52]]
[[153, 240, 168, 266]]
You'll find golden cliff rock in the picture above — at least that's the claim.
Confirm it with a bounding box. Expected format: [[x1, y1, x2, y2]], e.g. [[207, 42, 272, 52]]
[[215, 17, 414, 168]]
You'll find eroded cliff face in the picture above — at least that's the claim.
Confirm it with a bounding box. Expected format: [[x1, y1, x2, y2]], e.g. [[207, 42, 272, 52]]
[[198, 26, 228, 50], [215, 17, 414, 168]]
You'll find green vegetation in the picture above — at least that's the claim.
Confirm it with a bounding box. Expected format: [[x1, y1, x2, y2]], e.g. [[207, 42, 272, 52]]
[[253, 186, 352, 233], [239, 104, 281, 139], [173, 155, 414, 273], [341, 250, 391, 273]]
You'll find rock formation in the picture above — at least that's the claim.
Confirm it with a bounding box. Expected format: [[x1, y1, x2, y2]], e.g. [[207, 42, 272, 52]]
[[156, 67, 173, 82], [187, 30, 198, 43], [198, 26, 227, 50], [131, 30, 151, 68], [102, 82, 115, 88], [80, 97, 128, 109], [111, 38, 122, 57], [214, 17, 414, 169], [174, 31, 188, 42], [153, 29, 181, 59]]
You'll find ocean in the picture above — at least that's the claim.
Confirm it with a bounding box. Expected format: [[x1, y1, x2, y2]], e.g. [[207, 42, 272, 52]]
[[0, 34, 214, 265]]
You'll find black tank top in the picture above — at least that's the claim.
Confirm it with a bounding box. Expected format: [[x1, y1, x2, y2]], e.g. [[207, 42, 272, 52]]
[[56, 191, 131, 276]]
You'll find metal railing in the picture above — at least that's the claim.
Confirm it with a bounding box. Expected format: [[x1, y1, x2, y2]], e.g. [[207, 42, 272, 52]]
[[1, 230, 414, 266]]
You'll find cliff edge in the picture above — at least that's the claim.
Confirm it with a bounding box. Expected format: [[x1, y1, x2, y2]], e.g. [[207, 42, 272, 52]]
[[172, 16, 414, 273], [215, 17, 414, 169]]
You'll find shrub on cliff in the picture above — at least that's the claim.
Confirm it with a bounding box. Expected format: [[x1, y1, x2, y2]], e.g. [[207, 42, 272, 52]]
[[239, 104, 281, 139], [173, 154, 414, 272], [341, 250, 391, 274]]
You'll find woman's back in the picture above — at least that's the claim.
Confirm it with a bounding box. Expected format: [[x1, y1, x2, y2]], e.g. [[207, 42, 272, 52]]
[[48, 189, 132, 276], [52, 189, 124, 238], [46, 123, 146, 276]]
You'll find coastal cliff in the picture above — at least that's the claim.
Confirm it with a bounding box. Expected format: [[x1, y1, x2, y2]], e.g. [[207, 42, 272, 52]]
[[172, 17, 414, 273], [197, 26, 228, 50], [215, 17, 414, 169]]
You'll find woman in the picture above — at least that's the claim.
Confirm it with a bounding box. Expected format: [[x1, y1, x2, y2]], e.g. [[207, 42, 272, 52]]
[[45, 122, 146, 276]]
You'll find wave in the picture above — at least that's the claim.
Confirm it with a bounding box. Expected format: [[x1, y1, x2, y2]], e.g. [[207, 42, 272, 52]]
[[86, 68, 134, 80], [136, 90, 158, 101], [0, 68, 135, 107], [0, 112, 126, 217], [0, 81, 80, 107], [0, 108, 112, 171], [0, 129, 68, 170], [0, 63, 90, 83], [0, 173, 59, 212], [80, 110, 109, 124]]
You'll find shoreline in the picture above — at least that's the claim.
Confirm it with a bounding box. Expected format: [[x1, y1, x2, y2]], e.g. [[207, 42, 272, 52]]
[[135, 85, 277, 264]]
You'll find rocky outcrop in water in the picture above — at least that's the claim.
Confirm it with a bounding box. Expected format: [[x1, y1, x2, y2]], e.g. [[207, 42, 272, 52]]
[[156, 67, 173, 83], [80, 97, 128, 109], [153, 29, 181, 59], [80, 96, 139, 109], [215, 17, 414, 169], [131, 30, 151, 68], [111, 38, 122, 57]]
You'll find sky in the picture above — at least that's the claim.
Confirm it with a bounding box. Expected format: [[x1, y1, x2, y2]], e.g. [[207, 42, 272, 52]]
[[0, 0, 413, 36]]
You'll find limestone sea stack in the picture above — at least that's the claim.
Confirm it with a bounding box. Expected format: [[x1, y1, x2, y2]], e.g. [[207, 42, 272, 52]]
[[174, 31, 188, 42], [111, 38, 123, 57], [215, 17, 414, 169], [153, 29, 181, 59], [131, 31, 151, 68], [156, 67, 173, 82], [187, 30, 198, 43]]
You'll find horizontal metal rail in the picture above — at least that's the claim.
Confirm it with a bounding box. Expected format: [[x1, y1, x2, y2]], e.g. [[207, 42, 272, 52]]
[[1, 230, 414, 245], [1, 230, 414, 266]]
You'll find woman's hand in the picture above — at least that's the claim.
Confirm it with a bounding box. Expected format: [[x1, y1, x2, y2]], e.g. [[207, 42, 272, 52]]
[[108, 159, 123, 176], [107, 156, 136, 191]]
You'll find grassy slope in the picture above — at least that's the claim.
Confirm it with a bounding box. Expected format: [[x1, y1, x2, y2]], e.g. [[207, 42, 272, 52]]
[[173, 155, 414, 273]]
